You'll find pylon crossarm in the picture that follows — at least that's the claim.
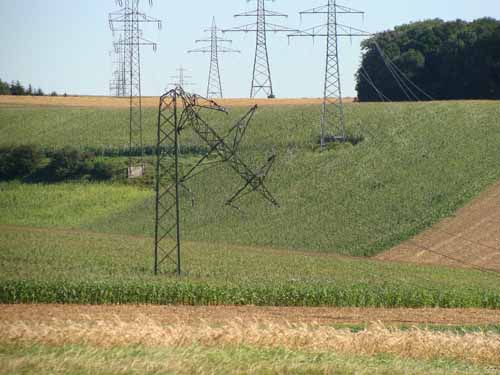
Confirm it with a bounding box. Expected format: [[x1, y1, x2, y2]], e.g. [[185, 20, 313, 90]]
[[300, 3, 364, 15], [225, 105, 258, 152], [288, 23, 371, 38], [234, 9, 288, 18], [218, 47, 241, 53], [189, 94, 228, 113], [222, 22, 260, 33]]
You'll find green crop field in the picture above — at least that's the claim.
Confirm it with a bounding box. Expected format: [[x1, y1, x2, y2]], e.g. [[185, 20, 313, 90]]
[[1, 101, 500, 307]]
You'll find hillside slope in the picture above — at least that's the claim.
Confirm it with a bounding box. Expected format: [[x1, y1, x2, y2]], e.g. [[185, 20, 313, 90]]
[[376, 182, 500, 272], [2, 101, 500, 258]]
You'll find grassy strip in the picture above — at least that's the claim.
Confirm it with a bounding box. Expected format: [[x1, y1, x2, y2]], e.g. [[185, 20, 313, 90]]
[[0, 343, 497, 375], [1, 280, 499, 308], [1, 224, 499, 308]]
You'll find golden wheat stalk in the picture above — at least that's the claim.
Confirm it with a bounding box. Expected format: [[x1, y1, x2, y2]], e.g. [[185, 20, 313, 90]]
[[1, 316, 499, 366]]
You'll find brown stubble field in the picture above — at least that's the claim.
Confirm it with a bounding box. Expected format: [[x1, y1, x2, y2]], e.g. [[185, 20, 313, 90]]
[[1, 305, 500, 367], [0, 95, 355, 108], [377, 181, 500, 272]]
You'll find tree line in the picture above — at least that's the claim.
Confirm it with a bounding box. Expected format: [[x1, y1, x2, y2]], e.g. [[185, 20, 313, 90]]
[[356, 18, 500, 101], [0, 78, 61, 97]]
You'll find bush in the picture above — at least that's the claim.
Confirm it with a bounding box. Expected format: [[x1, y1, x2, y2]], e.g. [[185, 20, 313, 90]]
[[0, 145, 42, 180], [43, 148, 115, 182], [91, 161, 114, 181], [46, 147, 92, 181]]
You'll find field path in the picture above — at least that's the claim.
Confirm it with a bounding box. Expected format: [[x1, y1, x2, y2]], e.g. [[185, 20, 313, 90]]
[[1, 304, 499, 326], [376, 182, 500, 272]]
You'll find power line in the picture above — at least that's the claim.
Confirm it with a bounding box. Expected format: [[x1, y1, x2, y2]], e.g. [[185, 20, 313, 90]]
[[405, 238, 500, 276]]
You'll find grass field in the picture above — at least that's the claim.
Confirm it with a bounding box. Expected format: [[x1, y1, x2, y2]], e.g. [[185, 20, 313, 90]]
[[1, 223, 499, 306], [2, 100, 500, 306], [2, 99, 500, 374], [4, 343, 499, 375], [2, 101, 500, 257]]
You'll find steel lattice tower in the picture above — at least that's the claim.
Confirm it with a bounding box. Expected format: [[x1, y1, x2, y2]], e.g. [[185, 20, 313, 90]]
[[189, 17, 239, 99], [169, 66, 194, 89], [223, 0, 296, 98], [154, 88, 278, 275], [289, 1, 369, 148], [109, 36, 127, 97], [109, 0, 161, 174]]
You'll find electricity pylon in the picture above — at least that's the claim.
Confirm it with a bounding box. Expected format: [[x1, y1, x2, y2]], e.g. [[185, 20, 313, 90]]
[[109, 36, 126, 97], [109, 0, 161, 175], [289, 0, 369, 149], [154, 88, 279, 275], [169, 66, 194, 89], [223, 0, 296, 98], [188, 17, 240, 99]]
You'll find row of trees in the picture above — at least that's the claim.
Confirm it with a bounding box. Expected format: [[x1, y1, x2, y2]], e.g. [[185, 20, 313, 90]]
[[356, 18, 500, 101], [0, 78, 60, 97]]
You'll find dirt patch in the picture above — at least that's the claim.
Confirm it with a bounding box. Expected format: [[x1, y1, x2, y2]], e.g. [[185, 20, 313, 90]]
[[0, 95, 354, 109], [376, 182, 500, 272], [1, 305, 498, 326]]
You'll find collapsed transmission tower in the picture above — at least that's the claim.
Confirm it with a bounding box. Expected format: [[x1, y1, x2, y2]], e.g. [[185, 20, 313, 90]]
[[154, 87, 279, 275], [288, 0, 369, 149], [223, 0, 297, 98], [188, 17, 240, 99], [109, 0, 161, 176]]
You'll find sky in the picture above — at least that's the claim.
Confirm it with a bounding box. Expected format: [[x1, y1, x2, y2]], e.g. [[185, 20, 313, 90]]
[[0, 0, 499, 98]]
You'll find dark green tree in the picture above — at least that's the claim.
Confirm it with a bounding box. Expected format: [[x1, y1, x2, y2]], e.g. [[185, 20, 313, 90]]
[[10, 80, 26, 96], [356, 18, 500, 101], [0, 79, 10, 95]]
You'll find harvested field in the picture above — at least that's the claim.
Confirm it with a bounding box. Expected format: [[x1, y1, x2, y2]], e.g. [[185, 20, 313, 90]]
[[1, 305, 499, 367], [1, 305, 499, 326], [377, 182, 500, 272], [0, 95, 353, 108]]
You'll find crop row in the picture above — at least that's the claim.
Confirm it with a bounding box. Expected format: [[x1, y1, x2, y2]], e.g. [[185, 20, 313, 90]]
[[1, 280, 499, 308]]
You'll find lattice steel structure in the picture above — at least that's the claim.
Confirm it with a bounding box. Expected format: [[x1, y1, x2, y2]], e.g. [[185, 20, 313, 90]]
[[223, 0, 296, 98], [289, 0, 369, 148], [169, 66, 194, 89], [109, 36, 127, 97], [154, 87, 279, 275], [189, 17, 240, 99], [109, 0, 161, 174]]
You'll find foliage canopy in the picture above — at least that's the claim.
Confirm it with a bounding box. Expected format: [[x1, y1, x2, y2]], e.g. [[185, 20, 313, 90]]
[[356, 18, 500, 101]]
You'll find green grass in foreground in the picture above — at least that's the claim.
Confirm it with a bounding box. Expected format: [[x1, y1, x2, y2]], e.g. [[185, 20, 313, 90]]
[[0, 343, 497, 375], [2, 102, 500, 256], [1, 225, 499, 307]]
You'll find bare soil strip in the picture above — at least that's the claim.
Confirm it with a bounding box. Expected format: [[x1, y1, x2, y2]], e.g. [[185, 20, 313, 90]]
[[1, 305, 499, 326], [0, 95, 352, 108], [377, 182, 500, 272], [1, 305, 499, 366]]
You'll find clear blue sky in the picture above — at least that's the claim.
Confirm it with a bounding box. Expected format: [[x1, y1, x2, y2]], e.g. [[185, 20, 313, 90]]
[[0, 0, 498, 98]]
